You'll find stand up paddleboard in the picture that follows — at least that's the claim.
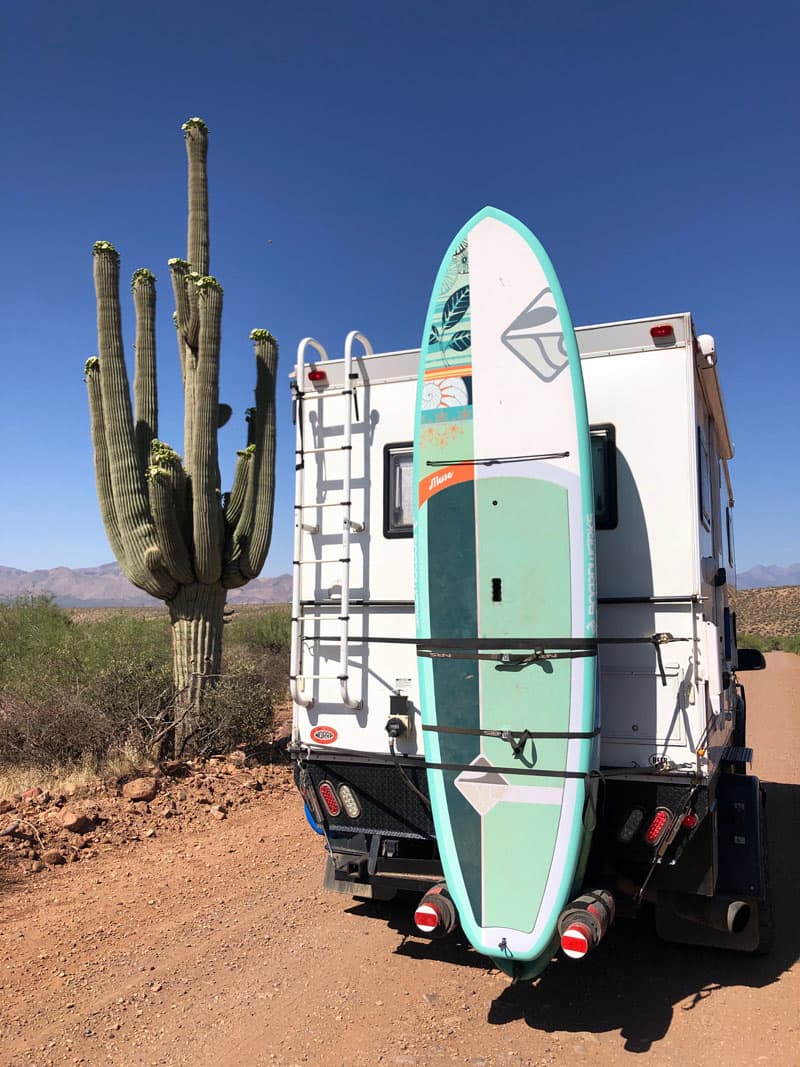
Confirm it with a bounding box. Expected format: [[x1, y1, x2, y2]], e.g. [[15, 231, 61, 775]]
[[414, 206, 598, 979]]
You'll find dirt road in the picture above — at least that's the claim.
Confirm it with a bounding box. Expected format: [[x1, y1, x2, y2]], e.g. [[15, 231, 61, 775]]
[[1, 655, 798, 1066]]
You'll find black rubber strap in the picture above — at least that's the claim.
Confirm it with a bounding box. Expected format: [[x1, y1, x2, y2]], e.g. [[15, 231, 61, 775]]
[[426, 450, 569, 468], [422, 724, 600, 740], [418, 637, 599, 651], [423, 724, 599, 758], [417, 648, 596, 664], [423, 760, 592, 780]]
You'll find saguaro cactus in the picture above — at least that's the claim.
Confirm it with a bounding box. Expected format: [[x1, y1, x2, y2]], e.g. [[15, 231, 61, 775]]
[[85, 119, 277, 754]]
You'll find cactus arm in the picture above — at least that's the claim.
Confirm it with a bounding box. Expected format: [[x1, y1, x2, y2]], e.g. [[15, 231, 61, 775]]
[[224, 444, 254, 530], [221, 331, 277, 588], [239, 330, 278, 578], [132, 269, 158, 476], [191, 276, 224, 584], [93, 242, 177, 600], [169, 259, 191, 382], [147, 470, 196, 585], [85, 357, 127, 568], [183, 118, 209, 276]]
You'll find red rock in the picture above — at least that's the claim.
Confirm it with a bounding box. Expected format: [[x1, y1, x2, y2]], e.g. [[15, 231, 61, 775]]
[[42, 849, 66, 866], [162, 760, 191, 778], [22, 787, 43, 800], [0, 799, 14, 814], [122, 778, 159, 802], [59, 809, 94, 834]]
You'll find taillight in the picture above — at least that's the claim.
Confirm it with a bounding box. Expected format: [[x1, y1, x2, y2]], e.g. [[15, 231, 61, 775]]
[[338, 784, 361, 819], [617, 807, 645, 843], [644, 808, 672, 845], [308, 366, 327, 383], [318, 781, 341, 817]]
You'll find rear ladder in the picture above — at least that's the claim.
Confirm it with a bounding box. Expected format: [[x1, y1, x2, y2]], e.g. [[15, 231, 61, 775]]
[[290, 331, 373, 711]]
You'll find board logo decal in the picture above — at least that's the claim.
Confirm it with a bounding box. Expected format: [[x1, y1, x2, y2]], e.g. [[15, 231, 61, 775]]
[[501, 287, 568, 382], [421, 376, 471, 411], [310, 726, 338, 745], [418, 462, 474, 507]]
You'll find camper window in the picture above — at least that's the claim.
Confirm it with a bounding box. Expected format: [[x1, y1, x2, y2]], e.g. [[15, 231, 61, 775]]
[[698, 427, 712, 531], [726, 506, 736, 568], [389, 429, 619, 536], [384, 443, 413, 538], [590, 424, 618, 530]]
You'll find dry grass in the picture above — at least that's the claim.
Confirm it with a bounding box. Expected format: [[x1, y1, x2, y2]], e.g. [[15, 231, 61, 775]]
[[732, 585, 800, 638], [0, 744, 152, 799]]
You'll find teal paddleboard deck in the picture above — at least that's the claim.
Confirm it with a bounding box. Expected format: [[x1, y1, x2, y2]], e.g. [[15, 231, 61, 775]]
[[414, 207, 598, 979]]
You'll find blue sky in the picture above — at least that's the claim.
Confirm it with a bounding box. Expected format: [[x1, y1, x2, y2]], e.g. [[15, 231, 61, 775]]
[[1, 0, 797, 576]]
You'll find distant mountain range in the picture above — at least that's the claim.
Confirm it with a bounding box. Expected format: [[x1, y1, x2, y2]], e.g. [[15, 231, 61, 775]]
[[736, 563, 800, 590], [0, 562, 292, 608], [0, 561, 796, 608]]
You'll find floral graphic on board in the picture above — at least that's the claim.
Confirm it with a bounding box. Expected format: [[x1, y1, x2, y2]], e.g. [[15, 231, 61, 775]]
[[426, 240, 472, 367]]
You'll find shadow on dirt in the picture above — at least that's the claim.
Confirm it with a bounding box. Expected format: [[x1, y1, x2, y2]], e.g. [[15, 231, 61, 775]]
[[348, 780, 799, 1054]]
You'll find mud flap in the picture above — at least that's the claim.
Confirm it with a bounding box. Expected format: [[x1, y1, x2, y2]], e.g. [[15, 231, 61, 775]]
[[655, 774, 771, 952]]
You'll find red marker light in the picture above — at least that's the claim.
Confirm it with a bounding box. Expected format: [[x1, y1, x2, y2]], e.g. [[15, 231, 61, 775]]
[[682, 812, 699, 830], [650, 324, 675, 340], [308, 366, 327, 383], [644, 808, 671, 845]]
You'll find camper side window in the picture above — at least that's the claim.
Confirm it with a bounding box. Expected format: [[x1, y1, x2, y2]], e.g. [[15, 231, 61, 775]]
[[698, 427, 712, 530], [388, 430, 619, 535], [384, 444, 413, 537], [726, 506, 736, 568], [590, 424, 618, 530]]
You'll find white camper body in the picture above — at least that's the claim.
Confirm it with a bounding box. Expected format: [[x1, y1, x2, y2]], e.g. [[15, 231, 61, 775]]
[[291, 314, 737, 773], [289, 314, 769, 954]]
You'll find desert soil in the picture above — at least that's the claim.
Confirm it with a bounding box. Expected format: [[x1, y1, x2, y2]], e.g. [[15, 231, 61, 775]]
[[1, 655, 798, 1067]]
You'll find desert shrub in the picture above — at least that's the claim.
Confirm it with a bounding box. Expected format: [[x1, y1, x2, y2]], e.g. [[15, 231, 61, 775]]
[[78, 613, 171, 677], [0, 690, 116, 767], [226, 606, 291, 653], [0, 597, 280, 769], [179, 654, 276, 756], [738, 633, 772, 652], [738, 632, 800, 655], [0, 596, 80, 697]]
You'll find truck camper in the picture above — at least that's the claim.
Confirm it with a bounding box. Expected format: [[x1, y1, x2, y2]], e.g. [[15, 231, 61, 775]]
[[288, 312, 770, 973]]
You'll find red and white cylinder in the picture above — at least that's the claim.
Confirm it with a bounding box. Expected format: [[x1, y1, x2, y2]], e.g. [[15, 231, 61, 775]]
[[414, 883, 458, 939]]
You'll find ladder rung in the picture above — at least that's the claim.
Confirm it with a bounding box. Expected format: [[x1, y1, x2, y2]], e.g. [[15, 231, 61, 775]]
[[291, 674, 352, 682], [295, 501, 352, 509], [298, 445, 352, 456], [294, 558, 350, 566], [295, 387, 355, 399]]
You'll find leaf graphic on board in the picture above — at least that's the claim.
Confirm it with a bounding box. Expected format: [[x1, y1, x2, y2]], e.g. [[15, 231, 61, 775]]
[[428, 323, 441, 346], [441, 286, 469, 330], [447, 330, 471, 352]]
